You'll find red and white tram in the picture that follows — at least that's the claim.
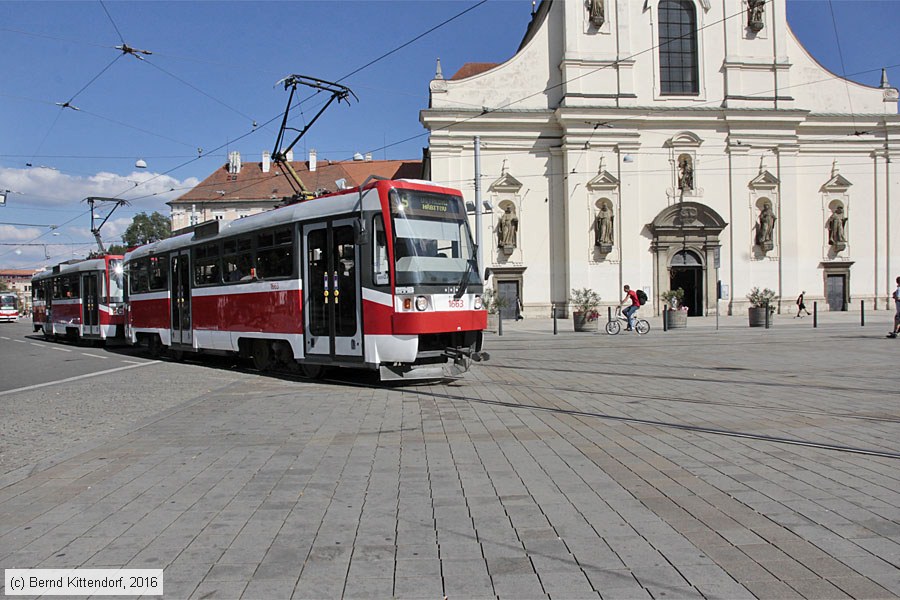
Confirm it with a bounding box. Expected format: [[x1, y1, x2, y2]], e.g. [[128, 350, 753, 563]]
[[31, 255, 126, 342], [0, 293, 18, 323], [125, 178, 488, 379]]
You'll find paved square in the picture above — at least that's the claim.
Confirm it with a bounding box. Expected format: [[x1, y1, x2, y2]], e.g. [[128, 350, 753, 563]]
[[1, 315, 898, 598]]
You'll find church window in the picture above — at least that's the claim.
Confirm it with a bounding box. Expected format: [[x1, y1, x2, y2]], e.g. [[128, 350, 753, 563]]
[[659, 0, 699, 95]]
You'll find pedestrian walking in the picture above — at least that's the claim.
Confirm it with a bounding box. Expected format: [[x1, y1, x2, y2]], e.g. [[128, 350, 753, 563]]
[[888, 276, 900, 338], [515, 296, 523, 321], [795, 291, 811, 318]]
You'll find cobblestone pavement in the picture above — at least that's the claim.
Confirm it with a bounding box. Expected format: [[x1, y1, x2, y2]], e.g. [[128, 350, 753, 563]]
[[0, 316, 898, 599]]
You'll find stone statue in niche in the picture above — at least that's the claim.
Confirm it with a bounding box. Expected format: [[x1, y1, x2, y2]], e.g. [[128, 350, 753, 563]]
[[588, 0, 604, 27], [594, 204, 614, 251], [497, 206, 519, 253], [826, 205, 848, 250], [747, 0, 765, 32], [677, 155, 694, 191], [755, 202, 776, 251]]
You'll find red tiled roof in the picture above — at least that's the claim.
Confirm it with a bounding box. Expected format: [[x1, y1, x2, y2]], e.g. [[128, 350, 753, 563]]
[[0, 269, 39, 278], [450, 63, 499, 80], [170, 158, 423, 205]]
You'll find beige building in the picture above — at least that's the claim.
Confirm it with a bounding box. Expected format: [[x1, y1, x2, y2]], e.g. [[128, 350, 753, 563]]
[[169, 150, 422, 231], [0, 268, 40, 312], [421, 0, 900, 317]]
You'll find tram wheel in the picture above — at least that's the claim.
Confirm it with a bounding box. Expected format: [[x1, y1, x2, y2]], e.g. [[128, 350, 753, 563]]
[[252, 340, 273, 371], [147, 335, 164, 358], [300, 363, 324, 379]]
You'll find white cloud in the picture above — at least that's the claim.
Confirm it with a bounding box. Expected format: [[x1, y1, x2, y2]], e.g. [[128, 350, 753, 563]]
[[0, 225, 43, 241], [0, 166, 199, 211], [0, 168, 198, 268]]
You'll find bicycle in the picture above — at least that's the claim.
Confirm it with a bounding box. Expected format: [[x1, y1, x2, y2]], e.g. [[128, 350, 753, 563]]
[[605, 306, 650, 335]]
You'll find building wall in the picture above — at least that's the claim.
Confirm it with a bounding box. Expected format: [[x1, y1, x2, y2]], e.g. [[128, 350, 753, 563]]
[[0, 271, 38, 312], [422, 0, 899, 317], [170, 202, 274, 231]]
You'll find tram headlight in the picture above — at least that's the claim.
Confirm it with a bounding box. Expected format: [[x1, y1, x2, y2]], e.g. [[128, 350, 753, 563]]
[[415, 295, 428, 311], [474, 295, 483, 310]]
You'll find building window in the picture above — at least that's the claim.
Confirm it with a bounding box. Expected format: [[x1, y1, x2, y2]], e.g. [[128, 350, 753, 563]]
[[659, 0, 699, 95]]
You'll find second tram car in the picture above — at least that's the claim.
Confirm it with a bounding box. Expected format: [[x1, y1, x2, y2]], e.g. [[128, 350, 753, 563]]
[[31, 255, 126, 342], [125, 178, 488, 379], [0, 293, 18, 323]]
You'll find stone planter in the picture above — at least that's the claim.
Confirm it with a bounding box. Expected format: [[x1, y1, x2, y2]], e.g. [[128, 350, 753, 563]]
[[665, 309, 688, 329], [573, 311, 599, 332], [748, 306, 773, 327], [486, 313, 499, 332]]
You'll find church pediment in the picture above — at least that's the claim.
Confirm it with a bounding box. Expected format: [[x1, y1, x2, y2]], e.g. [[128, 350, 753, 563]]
[[648, 201, 728, 235], [821, 173, 852, 192], [489, 170, 523, 193], [587, 170, 619, 191], [665, 131, 704, 148], [749, 170, 779, 190]]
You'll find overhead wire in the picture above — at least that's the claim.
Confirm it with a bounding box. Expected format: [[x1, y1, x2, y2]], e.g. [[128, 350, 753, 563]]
[[826, 0, 861, 135], [2, 0, 892, 261], [99, 0, 126, 45]]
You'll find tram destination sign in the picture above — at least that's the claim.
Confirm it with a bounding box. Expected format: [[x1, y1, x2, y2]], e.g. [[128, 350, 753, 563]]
[[393, 191, 464, 218]]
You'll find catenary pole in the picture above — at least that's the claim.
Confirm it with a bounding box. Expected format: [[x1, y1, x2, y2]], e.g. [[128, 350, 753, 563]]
[[474, 136, 484, 280]]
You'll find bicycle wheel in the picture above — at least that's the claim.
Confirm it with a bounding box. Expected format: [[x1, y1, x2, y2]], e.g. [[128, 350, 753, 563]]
[[605, 320, 621, 335], [635, 319, 650, 335]]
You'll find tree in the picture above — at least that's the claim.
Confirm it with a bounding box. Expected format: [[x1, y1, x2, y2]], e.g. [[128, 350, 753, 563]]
[[122, 212, 171, 247], [0, 281, 8, 292], [106, 244, 127, 255]]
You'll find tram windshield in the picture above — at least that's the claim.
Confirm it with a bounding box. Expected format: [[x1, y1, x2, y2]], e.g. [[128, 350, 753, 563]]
[[1, 294, 17, 309], [108, 259, 125, 302], [390, 189, 478, 287]]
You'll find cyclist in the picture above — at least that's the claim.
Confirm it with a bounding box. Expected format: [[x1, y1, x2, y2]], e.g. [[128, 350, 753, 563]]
[[619, 284, 640, 331]]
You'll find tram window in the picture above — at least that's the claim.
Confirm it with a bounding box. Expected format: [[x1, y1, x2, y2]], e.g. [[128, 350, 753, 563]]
[[256, 227, 293, 280], [148, 255, 167, 291], [108, 259, 125, 301], [193, 243, 221, 286], [129, 259, 150, 293], [56, 275, 78, 298], [222, 237, 253, 282], [373, 215, 389, 286]]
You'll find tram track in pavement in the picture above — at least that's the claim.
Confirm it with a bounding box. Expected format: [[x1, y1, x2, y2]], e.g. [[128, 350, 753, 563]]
[[449, 376, 900, 425], [40, 339, 895, 462], [192, 358, 900, 462], [313, 374, 900, 461], [482, 359, 895, 396]]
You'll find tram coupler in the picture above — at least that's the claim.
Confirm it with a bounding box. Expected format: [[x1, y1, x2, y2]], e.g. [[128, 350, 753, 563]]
[[443, 346, 491, 364]]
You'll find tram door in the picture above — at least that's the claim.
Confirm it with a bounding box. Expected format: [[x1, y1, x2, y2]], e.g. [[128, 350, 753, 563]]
[[81, 272, 100, 335], [303, 219, 362, 359], [170, 251, 193, 346]]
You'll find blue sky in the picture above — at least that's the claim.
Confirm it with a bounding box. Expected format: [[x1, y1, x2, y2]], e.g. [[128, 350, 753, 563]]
[[1, 0, 898, 269]]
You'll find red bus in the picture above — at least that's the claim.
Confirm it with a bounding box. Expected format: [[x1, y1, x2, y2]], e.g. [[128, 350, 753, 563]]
[[125, 178, 488, 380], [31, 255, 126, 342]]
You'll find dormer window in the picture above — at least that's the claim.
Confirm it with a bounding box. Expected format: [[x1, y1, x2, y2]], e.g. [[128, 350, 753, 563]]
[[659, 0, 699, 95]]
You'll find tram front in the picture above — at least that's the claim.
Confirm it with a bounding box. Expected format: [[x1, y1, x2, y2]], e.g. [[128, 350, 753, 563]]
[[378, 184, 488, 379]]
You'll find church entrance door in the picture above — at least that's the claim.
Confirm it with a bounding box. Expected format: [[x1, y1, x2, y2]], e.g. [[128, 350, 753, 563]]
[[670, 250, 703, 316]]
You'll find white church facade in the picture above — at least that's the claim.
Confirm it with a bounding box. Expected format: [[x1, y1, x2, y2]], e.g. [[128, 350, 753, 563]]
[[421, 0, 899, 318]]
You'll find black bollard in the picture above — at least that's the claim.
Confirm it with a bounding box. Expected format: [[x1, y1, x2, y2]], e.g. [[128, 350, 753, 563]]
[[861, 300, 865, 327], [498, 311, 503, 336], [663, 308, 668, 332], [552, 305, 558, 335], [764, 300, 770, 329], [813, 301, 818, 328]]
